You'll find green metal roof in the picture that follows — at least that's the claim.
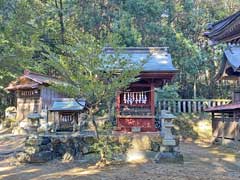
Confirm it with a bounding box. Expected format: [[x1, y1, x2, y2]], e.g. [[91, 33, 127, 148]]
[[49, 98, 85, 112]]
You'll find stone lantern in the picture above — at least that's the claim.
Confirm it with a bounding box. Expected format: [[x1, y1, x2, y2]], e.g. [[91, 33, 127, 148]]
[[27, 112, 42, 134], [160, 110, 176, 147], [155, 110, 183, 163]]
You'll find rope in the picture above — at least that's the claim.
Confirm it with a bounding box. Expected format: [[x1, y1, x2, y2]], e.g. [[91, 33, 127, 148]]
[[117, 89, 156, 93]]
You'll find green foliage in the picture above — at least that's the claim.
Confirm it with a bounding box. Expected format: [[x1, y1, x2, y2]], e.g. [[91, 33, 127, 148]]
[[92, 136, 120, 162], [173, 113, 213, 140], [41, 31, 142, 139], [98, 121, 113, 134], [173, 113, 199, 139], [0, 0, 239, 109], [112, 12, 142, 46], [156, 83, 180, 100], [92, 122, 131, 162], [43, 32, 142, 114]]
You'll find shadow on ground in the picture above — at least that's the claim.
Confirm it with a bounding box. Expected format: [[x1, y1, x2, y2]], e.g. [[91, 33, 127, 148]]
[[0, 139, 240, 180]]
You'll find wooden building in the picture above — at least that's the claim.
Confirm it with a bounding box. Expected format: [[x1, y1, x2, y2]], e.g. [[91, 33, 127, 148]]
[[204, 11, 240, 141], [5, 70, 65, 121], [5, 70, 85, 131], [104, 47, 177, 132]]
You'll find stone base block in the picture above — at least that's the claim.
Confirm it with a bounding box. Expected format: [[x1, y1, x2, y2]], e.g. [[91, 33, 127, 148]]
[[162, 139, 176, 146], [154, 152, 183, 163], [17, 151, 53, 163]]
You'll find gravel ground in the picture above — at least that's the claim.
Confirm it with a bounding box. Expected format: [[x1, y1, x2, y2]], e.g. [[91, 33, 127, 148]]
[[0, 136, 240, 180]]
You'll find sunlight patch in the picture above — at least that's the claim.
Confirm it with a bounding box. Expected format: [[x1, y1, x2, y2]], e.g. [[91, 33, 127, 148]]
[[126, 150, 147, 163]]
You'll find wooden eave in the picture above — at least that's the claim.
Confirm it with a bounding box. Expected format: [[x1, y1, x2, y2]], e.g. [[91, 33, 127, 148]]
[[204, 103, 240, 113], [139, 70, 177, 79], [5, 70, 60, 91], [5, 83, 40, 91], [204, 11, 240, 44]]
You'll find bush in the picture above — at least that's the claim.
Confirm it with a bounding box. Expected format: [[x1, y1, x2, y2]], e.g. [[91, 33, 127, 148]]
[[173, 113, 199, 139], [92, 135, 130, 165], [173, 113, 212, 140]]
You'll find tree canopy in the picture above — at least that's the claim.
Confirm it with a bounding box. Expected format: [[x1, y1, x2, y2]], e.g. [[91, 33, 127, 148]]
[[1, 0, 239, 102]]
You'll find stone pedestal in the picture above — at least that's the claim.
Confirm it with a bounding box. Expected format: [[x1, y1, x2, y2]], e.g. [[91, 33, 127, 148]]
[[155, 110, 183, 163], [39, 109, 48, 133]]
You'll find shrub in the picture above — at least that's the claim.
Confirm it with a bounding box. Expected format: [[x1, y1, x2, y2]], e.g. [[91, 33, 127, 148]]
[[92, 123, 131, 165], [173, 113, 198, 139], [92, 135, 130, 165]]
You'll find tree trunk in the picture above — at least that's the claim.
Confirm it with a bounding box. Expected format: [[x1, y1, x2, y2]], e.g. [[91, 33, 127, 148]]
[[107, 100, 114, 124], [89, 110, 99, 139], [193, 80, 197, 99], [55, 0, 65, 44]]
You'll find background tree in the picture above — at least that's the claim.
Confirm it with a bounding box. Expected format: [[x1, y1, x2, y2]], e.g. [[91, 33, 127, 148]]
[[1, 0, 240, 116], [43, 32, 143, 138]]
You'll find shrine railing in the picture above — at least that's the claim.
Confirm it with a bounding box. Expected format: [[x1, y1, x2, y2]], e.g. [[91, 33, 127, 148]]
[[157, 99, 231, 114]]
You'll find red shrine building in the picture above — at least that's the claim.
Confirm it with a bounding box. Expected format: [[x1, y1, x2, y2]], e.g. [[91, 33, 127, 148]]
[[104, 47, 177, 132]]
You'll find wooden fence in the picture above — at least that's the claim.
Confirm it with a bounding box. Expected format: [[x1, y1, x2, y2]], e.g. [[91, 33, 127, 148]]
[[157, 99, 231, 114]]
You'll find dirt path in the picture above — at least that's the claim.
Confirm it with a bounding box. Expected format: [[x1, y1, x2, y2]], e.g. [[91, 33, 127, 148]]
[[0, 136, 25, 157], [0, 138, 240, 180]]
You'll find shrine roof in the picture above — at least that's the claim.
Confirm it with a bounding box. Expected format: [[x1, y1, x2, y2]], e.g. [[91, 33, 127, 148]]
[[49, 98, 85, 112], [224, 46, 240, 70], [215, 46, 240, 80], [23, 70, 60, 84], [5, 83, 40, 91], [204, 103, 240, 112], [5, 70, 60, 91], [204, 11, 240, 44], [104, 47, 177, 72]]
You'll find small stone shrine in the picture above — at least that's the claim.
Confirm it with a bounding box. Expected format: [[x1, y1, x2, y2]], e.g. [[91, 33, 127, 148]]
[[155, 110, 183, 163]]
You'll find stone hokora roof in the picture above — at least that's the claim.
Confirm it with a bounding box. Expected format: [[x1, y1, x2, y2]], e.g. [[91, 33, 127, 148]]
[[215, 46, 240, 80], [5, 70, 60, 91], [204, 11, 240, 44], [104, 47, 177, 72]]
